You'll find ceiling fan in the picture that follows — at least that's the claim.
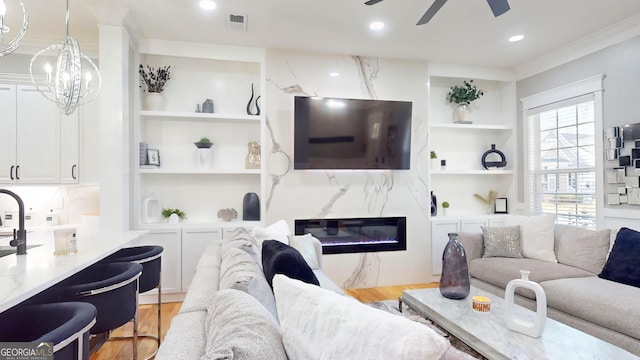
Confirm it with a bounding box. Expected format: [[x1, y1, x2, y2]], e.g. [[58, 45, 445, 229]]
[[364, 0, 510, 25]]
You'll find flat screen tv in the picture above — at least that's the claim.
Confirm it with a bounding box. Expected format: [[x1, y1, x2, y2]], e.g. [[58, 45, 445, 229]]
[[294, 96, 412, 170]]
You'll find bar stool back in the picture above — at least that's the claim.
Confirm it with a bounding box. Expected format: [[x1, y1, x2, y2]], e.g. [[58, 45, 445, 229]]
[[0, 302, 97, 360]]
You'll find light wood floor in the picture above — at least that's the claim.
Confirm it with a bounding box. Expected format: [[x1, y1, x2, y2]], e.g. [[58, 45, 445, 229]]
[[92, 283, 438, 359]]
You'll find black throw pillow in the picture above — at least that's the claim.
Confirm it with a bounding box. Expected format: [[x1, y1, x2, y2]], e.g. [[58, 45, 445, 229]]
[[262, 240, 320, 288], [598, 227, 640, 288]]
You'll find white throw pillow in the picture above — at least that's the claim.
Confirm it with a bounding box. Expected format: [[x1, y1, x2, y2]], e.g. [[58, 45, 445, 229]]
[[288, 233, 320, 269], [272, 274, 450, 360], [505, 214, 558, 263], [251, 220, 291, 246]]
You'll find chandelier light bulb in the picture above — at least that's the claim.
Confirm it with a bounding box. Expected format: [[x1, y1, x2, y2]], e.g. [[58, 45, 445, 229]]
[[0, 0, 28, 56]]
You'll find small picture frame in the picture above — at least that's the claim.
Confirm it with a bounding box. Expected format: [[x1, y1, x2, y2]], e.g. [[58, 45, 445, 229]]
[[494, 198, 508, 214], [147, 149, 160, 166]]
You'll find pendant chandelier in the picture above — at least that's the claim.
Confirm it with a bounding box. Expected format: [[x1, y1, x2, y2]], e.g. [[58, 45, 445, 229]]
[[29, 0, 101, 115], [0, 0, 28, 56]]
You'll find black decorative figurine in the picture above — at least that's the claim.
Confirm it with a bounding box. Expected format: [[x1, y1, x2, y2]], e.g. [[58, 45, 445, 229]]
[[246, 83, 261, 116], [242, 192, 260, 221], [431, 191, 437, 216], [481, 144, 507, 169]]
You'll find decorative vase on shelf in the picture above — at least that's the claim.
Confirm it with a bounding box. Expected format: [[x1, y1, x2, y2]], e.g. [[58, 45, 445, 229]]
[[196, 148, 213, 169], [439, 233, 470, 300], [145, 92, 165, 111], [455, 103, 469, 122], [504, 270, 547, 338], [430, 191, 437, 216]]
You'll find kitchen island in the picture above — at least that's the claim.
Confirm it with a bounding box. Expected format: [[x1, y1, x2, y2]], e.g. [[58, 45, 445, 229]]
[[0, 227, 147, 313]]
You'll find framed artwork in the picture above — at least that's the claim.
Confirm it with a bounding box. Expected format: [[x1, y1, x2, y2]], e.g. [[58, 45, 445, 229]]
[[494, 198, 508, 214], [147, 149, 160, 166]]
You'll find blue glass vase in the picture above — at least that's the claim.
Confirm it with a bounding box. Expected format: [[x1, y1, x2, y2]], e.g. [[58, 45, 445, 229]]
[[439, 232, 470, 299]]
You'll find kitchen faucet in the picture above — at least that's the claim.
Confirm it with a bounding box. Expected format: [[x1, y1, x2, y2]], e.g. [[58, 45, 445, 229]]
[[0, 189, 27, 255]]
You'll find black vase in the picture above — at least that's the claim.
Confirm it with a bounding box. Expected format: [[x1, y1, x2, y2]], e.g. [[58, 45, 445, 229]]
[[439, 233, 470, 300], [430, 191, 437, 216], [242, 193, 260, 221]]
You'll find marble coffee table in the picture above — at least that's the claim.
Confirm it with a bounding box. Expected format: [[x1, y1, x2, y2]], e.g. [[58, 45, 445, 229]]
[[399, 286, 639, 360]]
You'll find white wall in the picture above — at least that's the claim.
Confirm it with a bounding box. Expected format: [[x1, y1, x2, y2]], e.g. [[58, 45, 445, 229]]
[[264, 49, 437, 288]]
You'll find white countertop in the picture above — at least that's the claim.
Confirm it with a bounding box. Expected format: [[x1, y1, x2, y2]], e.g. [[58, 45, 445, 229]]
[[0, 226, 147, 313]]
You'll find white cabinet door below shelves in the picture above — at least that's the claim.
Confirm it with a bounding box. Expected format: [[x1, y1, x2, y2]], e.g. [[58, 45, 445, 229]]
[[139, 229, 182, 295], [60, 111, 79, 183], [181, 228, 222, 292], [431, 220, 460, 275]]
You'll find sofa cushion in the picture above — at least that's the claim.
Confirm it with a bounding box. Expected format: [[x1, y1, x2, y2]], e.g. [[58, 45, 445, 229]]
[[252, 219, 291, 246], [481, 225, 523, 258], [179, 266, 220, 314], [541, 276, 640, 340], [262, 240, 319, 288], [470, 257, 593, 299], [554, 224, 610, 274], [599, 227, 640, 288], [505, 214, 558, 263], [219, 248, 278, 320], [288, 233, 320, 269], [196, 242, 222, 269], [156, 311, 207, 359], [272, 274, 450, 360], [202, 289, 287, 360]]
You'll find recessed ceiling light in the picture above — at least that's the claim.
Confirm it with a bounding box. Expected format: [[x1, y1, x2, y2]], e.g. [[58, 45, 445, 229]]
[[199, 0, 217, 10], [370, 21, 385, 30], [509, 34, 524, 42], [329, 72, 340, 77]]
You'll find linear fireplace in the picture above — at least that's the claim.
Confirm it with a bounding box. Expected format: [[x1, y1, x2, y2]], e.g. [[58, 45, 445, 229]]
[[295, 217, 406, 254]]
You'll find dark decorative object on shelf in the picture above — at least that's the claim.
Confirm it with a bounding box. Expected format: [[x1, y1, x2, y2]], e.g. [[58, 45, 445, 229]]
[[202, 99, 214, 113], [481, 144, 507, 169], [246, 83, 261, 115], [194, 137, 213, 149], [439, 233, 470, 300], [620, 155, 631, 167], [430, 191, 437, 216], [242, 192, 260, 221]]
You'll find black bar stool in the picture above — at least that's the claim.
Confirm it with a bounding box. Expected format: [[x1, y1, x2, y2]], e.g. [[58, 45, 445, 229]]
[[100, 245, 163, 359], [35, 262, 143, 359], [0, 302, 97, 360]]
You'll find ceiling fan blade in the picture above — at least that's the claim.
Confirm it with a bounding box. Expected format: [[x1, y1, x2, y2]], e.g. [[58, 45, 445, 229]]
[[417, 0, 448, 25], [364, 0, 384, 5], [487, 0, 510, 17]]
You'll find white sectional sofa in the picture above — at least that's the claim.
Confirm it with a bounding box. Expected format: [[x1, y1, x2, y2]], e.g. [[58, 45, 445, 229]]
[[458, 224, 640, 356]]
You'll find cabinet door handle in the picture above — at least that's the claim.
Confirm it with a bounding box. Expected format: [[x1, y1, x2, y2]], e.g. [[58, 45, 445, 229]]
[[15, 165, 19, 180], [10, 165, 14, 180], [71, 164, 77, 179]]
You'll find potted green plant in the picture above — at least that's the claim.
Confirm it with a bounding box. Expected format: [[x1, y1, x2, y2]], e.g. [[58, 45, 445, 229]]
[[442, 201, 450, 216], [162, 208, 185, 224], [139, 64, 171, 110], [194, 137, 213, 149], [447, 79, 484, 122], [430, 150, 440, 170]]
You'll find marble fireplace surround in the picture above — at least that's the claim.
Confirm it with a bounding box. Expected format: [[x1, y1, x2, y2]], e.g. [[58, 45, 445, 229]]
[[295, 216, 406, 255]]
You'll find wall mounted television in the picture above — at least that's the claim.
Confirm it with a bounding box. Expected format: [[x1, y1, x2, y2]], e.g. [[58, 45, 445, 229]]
[[294, 96, 412, 170]]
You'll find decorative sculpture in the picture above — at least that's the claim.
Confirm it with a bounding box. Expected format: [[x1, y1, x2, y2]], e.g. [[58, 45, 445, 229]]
[[246, 141, 261, 169], [246, 83, 261, 115]]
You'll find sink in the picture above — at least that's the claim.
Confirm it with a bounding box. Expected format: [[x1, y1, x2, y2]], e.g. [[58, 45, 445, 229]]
[[0, 245, 41, 258]]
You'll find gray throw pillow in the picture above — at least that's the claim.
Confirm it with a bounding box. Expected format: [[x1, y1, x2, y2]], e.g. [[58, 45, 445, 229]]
[[203, 289, 287, 360], [481, 226, 523, 258], [555, 224, 610, 274]]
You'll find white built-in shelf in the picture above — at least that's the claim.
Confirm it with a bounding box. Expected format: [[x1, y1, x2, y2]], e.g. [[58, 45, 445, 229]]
[[429, 123, 512, 131], [431, 169, 513, 175], [138, 220, 262, 230], [140, 111, 261, 123], [139, 168, 261, 175]]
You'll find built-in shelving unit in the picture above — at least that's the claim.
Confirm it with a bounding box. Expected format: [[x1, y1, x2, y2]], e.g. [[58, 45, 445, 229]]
[[427, 67, 517, 217]]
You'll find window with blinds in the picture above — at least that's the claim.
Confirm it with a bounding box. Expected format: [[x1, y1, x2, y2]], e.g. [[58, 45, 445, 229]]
[[527, 95, 596, 228]]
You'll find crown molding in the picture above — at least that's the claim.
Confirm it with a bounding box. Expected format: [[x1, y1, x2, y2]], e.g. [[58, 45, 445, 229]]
[[513, 13, 640, 80], [11, 38, 99, 59]]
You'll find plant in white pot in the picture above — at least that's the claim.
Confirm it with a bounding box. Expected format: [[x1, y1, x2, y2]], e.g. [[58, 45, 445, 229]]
[[447, 79, 484, 123], [139, 64, 171, 111], [442, 201, 450, 216], [194, 137, 214, 168]]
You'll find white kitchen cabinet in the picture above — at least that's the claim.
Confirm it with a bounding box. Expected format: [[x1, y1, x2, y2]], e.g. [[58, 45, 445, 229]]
[[138, 228, 182, 295], [0, 84, 17, 183], [431, 215, 509, 275], [60, 111, 80, 183], [181, 227, 222, 292], [0, 84, 79, 184]]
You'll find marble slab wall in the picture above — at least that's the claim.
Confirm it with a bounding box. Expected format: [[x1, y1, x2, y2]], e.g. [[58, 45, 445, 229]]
[[264, 49, 437, 288]]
